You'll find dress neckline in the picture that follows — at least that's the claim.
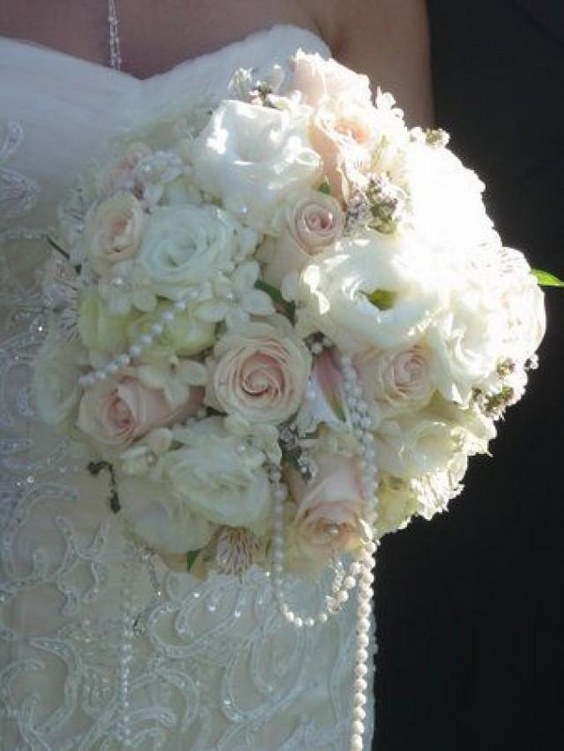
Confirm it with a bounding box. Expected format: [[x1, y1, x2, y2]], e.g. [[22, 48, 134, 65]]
[[0, 24, 329, 85]]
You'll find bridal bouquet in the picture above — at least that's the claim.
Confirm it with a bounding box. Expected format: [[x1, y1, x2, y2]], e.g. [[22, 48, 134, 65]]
[[34, 52, 545, 578]]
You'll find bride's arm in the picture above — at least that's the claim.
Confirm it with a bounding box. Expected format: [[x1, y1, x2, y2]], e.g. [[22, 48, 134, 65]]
[[316, 0, 434, 126]]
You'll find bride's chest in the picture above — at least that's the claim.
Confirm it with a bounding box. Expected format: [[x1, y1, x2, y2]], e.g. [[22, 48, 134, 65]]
[[1, 0, 318, 79]]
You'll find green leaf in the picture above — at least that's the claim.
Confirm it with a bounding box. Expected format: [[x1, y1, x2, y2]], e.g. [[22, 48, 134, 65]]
[[318, 178, 331, 195], [531, 269, 564, 287], [186, 549, 201, 572], [364, 289, 397, 310]]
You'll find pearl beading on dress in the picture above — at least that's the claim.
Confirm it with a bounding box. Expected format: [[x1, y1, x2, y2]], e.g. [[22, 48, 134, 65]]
[[107, 0, 122, 71]]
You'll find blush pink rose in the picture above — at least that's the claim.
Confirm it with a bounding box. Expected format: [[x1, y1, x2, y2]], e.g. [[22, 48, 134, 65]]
[[258, 190, 344, 286], [208, 320, 311, 425], [355, 344, 434, 413], [85, 192, 145, 276], [77, 375, 203, 447], [287, 453, 364, 560], [290, 51, 372, 108], [101, 142, 151, 197], [310, 103, 376, 202]]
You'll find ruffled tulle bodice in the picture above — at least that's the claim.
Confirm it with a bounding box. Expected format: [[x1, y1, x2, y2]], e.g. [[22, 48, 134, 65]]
[[0, 26, 374, 750]]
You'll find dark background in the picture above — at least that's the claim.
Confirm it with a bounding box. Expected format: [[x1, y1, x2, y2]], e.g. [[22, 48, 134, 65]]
[[373, 1, 564, 749]]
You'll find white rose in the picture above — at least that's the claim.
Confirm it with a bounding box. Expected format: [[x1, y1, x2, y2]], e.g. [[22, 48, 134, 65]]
[[258, 190, 344, 287], [164, 417, 272, 530], [400, 138, 496, 251], [84, 192, 145, 276], [193, 100, 322, 230], [494, 248, 546, 362], [207, 317, 311, 425], [375, 474, 419, 538], [374, 414, 460, 480], [138, 204, 255, 300], [119, 475, 216, 554], [428, 280, 510, 405], [296, 230, 442, 354]]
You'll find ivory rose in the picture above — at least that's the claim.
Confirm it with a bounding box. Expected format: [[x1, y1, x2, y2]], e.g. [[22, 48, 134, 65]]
[[118, 475, 216, 554], [138, 204, 253, 300], [207, 317, 311, 425], [287, 453, 364, 561], [258, 190, 344, 287], [76, 375, 202, 447], [84, 192, 144, 276], [163, 417, 272, 530]]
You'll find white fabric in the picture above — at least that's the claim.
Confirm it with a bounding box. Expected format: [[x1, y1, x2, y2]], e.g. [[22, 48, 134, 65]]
[[0, 26, 374, 750]]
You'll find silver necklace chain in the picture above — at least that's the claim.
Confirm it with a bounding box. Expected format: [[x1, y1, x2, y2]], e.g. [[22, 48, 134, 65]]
[[108, 0, 122, 70]]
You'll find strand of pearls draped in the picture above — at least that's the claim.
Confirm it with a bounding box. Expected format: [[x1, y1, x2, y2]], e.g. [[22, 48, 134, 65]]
[[270, 353, 378, 751], [78, 292, 198, 387], [108, 0, 122, 71]]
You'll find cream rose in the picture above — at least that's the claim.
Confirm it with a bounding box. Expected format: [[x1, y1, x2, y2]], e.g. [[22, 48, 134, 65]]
[[163, 417, 271, 530], [78, 290, 129, 354], [287, 453, 364, 561], [76, 375, 202, 447], [193, 99, 322, 230], [138, 204, 251, 300], [258, 190, 344, 287], [84, 192, 144, 276], [207, 318, 311, 425]]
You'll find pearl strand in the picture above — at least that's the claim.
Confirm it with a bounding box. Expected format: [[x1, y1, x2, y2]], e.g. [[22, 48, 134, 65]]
[[271, 351, 379, 750], [78, 292, 197, 388], [270, 469, 362, 628], [341, 354, 379, 751]]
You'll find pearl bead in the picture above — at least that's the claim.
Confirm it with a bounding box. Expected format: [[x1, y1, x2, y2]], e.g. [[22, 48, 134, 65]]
[[353, 707, 366, 721], [129, 345, 142, 358], [352, 720, 365, 735], [354, 678, 368, 693]]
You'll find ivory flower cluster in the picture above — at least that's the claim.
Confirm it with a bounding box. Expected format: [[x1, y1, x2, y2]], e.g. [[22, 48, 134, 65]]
[[34, 51, 545, 575]]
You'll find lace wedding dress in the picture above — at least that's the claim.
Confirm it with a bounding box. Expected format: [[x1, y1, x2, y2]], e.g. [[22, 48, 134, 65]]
[[0, 26, 374, 751]]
